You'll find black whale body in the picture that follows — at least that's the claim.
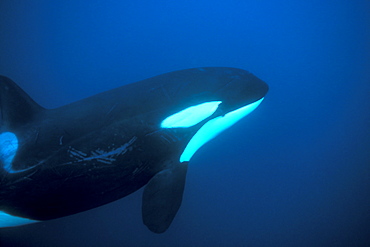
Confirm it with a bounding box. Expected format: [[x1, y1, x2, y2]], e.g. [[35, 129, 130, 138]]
[[0, 67, 268, 233]]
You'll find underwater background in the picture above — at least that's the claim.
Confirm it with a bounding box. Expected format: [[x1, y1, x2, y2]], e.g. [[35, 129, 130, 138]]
[[0, 0, 369, 246]]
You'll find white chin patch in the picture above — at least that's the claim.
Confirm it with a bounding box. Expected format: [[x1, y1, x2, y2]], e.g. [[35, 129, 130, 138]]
[[180, 98, 264, 162]]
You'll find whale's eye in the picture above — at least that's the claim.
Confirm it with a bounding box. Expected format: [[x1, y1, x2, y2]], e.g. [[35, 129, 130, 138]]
[[161, 101, 222, 128]]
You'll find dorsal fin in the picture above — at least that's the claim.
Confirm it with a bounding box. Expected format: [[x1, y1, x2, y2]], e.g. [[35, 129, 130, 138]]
[[0, 76, 45, 130]]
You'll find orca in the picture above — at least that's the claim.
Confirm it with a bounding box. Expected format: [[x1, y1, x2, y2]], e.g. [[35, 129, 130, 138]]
[[0, 67, 268, 233]]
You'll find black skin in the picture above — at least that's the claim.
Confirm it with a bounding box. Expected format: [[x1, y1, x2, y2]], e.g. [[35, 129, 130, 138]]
[[0, 67, 268, 226]]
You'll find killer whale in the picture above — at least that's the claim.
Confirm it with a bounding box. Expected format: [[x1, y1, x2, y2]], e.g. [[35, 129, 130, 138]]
[[0, 67, 268, 233]]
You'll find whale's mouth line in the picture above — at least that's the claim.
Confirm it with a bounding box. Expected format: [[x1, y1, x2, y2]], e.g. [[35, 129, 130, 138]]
[[179, 97, 264, 162]]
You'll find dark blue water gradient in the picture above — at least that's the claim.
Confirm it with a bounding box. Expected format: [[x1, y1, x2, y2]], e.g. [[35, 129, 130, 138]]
[[0, 1, 369, 246]]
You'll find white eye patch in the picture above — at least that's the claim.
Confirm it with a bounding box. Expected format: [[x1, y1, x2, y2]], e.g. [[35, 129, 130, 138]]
[[161, 101, 222, 128]]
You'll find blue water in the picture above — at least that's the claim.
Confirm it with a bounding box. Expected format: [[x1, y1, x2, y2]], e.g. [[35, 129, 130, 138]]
[[0, 1, 369, 246]]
